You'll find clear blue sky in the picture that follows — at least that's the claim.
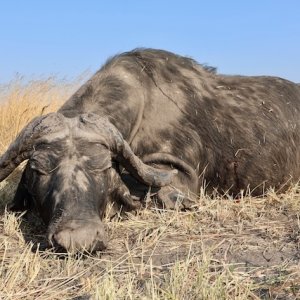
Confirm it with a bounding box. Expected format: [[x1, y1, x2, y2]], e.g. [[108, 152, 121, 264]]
[[1, 1, 299, 83]]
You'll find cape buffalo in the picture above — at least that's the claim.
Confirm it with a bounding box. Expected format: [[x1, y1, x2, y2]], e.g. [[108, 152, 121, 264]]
[[0, 49, 299, 252]]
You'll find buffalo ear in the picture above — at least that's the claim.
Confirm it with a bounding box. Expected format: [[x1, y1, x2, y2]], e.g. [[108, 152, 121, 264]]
[[9, 170, 32, 212]]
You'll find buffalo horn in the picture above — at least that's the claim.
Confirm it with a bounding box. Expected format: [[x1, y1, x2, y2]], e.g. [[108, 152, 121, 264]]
[[81, 113, 177, 187], [0, 113, 63, 181]]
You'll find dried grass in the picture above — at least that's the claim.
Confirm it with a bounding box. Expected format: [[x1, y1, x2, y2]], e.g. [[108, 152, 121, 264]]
[[0, 78, 300, 299]]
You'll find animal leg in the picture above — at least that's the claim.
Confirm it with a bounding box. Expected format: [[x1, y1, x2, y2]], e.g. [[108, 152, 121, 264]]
[[9, 169, 31, 212], [141, 153, 199, 210], [157, 186, 196, 210]]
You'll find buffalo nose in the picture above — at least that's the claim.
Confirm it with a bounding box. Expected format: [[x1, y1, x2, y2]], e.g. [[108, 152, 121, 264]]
[[48, 218, 108, 252]]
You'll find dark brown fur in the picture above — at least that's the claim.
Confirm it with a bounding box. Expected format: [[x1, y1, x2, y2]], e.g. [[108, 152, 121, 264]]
[[60, 48, 300, 196], [1, 48, 299, 252]]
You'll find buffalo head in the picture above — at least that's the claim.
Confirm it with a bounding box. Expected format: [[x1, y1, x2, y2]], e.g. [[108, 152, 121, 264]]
[[0, 112, 176, 252]]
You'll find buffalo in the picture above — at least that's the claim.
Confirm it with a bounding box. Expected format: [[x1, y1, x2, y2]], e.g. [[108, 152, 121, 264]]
[[0, 49, 299, 252]]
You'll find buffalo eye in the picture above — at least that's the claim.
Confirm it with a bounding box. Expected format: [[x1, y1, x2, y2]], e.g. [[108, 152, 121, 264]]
[[34, 142, 52, 151], [29, 152, 57, 175]]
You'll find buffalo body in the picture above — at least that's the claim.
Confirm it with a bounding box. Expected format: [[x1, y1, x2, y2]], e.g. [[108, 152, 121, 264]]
[[1, 49, 299, 251]]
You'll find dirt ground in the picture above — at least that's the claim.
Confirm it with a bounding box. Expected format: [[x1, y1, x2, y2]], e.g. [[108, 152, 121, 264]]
[[1, 171, 300, 299]]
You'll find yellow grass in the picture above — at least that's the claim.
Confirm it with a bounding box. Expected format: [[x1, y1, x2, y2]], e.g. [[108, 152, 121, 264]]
[[0, 78, 300, 299], [0, 77, 77, 153]]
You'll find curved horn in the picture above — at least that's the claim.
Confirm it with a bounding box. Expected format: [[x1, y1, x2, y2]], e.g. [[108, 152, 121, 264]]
[[0, 113, 64, 182], [114, 141, 177, 187], [80, 113, 177, 187]]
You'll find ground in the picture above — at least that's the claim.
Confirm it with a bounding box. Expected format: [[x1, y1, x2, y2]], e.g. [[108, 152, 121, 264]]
[[0, 78, 299, 299]]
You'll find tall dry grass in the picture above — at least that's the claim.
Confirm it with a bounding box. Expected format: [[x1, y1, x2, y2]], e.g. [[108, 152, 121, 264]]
[[0, 77, 299, 299], [0, 77, 78, 153]]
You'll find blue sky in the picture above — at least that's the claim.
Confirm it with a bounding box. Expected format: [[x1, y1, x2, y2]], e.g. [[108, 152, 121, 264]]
[[0, 1, 299, 83]]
